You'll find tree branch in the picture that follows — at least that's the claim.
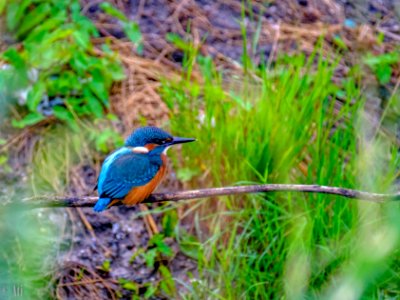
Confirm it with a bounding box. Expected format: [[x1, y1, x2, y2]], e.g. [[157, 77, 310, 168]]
[[18, 184, 400, 208]]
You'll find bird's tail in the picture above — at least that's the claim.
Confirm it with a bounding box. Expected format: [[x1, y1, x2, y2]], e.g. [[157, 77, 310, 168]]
[[93, 198, 110, 212]]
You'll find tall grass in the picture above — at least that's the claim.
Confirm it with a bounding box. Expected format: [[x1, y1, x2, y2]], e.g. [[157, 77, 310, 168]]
[[161, 49, 400, 299]]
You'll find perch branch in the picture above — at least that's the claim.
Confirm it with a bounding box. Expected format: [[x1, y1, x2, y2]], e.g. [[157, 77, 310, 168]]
[[16, 184, 400, 208]]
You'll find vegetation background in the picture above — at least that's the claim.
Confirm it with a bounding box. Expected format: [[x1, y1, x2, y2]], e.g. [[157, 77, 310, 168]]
[[0, 0, 399, 299]]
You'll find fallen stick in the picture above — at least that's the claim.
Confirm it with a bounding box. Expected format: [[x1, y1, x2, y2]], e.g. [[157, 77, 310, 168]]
[[16, 184, 400, 208]]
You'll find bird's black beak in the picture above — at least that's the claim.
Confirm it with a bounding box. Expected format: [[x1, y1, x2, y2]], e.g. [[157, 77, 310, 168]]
[[171, 137, 196, 145]]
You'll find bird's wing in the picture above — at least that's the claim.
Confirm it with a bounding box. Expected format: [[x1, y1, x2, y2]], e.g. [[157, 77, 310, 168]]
[[98, 149, 160, 199]]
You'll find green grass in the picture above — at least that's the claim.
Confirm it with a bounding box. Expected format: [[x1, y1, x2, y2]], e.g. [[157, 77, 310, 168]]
[[161, 49, 400, 299]]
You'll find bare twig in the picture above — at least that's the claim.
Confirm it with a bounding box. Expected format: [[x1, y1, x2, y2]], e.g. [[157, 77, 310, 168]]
[[17, 184, 400, 208]]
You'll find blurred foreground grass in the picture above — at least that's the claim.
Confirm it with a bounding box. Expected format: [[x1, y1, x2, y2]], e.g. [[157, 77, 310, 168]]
[[0, 203, 57, 299]]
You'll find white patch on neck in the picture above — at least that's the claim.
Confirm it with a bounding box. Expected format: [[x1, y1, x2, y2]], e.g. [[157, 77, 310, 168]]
[[132, 146, 149, 154], [163, 146, 171, 155]]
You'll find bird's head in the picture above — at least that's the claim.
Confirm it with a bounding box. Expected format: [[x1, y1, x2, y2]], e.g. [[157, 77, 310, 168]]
[[125, 126, 195, 154]]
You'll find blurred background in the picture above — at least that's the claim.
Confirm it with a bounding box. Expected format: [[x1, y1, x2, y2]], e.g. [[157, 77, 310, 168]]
[[0, 0, 399, 299]]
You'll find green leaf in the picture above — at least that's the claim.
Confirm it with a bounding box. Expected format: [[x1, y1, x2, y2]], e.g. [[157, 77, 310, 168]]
[[12, 112, 45, 128], [43, 27, 75, 44], [149, 234, 173, 257], [84, 88, 104, 118], [14, 0, 34, 27], [101, 260, 111, 272], [25, 11, 67, 43], [46, 72, 81, 96], [70, 52, 89, 74], [143, 249, 157, 268], [0, 138, 6, 145], [178, 230, 201, 260], [159, 265, 176, 296], [376, 64, 392, 84], [162, 211, 178, 237], [73, 29, 91, 50], [118, 278, 138, 292], [122, 281, 138, 291], [53, 105, 71, 120], [16, 3, 51, 38], [364, 52, 399, 67], [332, 35, 348, 50], [122, 21, 142, 44], [2, 48, 26, 71], [377, 31, 385, 45], [136, 43, 144, 56], [73, 11, 99, 37], [166, 33, 190, 51], [25, 41, 73, 69], [0, 57, 29, 91], [106, 113, 119, 121], [99, 2, 127, 21], [106, 62, 126, 81], [129, 248, 144, 264], [27, 83, 45, 112], [143, 284, 157, 299], [6, 2, 20, 31], [53, 106, 78, 130], [88, 69, 109, 106]]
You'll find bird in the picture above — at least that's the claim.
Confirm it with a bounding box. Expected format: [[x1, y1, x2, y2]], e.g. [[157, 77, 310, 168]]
[[93, 126, 195, 212]]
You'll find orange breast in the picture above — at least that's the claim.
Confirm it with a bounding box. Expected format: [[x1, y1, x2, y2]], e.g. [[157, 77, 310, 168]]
[[122, 155, 167, 206]]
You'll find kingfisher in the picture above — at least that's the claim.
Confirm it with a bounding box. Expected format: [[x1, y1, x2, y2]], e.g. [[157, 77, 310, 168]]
[[93, 126, 195, 212]]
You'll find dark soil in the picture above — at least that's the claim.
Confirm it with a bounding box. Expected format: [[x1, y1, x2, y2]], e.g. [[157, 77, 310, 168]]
[[83, 0, 400, 64], [58, 206, 197, 299]]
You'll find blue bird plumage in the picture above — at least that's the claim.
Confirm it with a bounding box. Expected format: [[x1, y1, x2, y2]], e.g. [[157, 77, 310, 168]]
[[93, 126, 195, 212], [93, 198, 111, 212], [125, 126, 173, 147]]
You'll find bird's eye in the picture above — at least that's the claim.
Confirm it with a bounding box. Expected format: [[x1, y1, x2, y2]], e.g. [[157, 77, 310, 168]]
[[154, 138, 172, 145]]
